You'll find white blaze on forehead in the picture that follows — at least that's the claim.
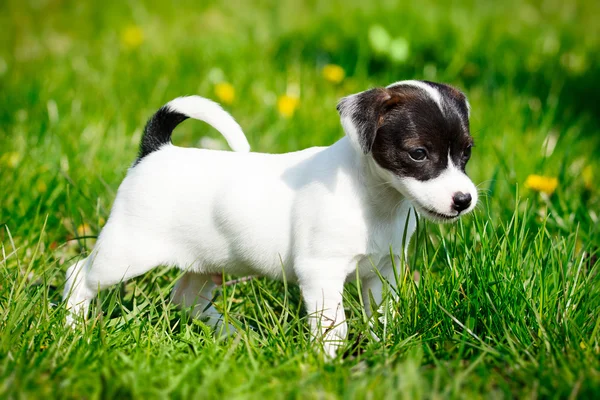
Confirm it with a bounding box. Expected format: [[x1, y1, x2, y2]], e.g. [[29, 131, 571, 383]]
[[386, 80, 444, 114]]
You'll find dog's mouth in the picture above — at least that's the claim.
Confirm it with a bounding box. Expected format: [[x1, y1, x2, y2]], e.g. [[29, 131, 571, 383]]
[[414, 205, 460, 221]]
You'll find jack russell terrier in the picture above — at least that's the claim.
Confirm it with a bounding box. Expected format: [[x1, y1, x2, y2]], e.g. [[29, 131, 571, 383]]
[[64, 80, 477, 357]]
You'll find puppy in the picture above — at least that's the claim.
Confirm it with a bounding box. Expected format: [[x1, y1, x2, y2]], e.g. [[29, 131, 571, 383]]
[[63, 80, 477, 357]]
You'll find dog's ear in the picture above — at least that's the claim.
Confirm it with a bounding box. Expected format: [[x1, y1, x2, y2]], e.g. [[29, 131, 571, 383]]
[[337, 88, 401, 154]]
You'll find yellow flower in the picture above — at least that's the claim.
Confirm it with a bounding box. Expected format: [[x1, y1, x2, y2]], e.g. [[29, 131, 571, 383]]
[[36, 180, 47, 193], [582, 166, 593, 190], [121, 25, 144, 49], [214, 82, 235, 105], [322, 64, 345, 84], [1, 152, 20, 168], [277, 95, 299, 118], [524, 174, 558, 195], [76, 223, 91, 237]]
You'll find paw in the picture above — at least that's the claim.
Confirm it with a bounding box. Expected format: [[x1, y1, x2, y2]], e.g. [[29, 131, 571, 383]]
[[315, 321, 348, 359], [201, 310, 238, 338], [65, 313, 78, 328]]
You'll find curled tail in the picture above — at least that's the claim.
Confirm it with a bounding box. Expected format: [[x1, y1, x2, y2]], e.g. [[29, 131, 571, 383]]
[[137, 96, 250, 162]]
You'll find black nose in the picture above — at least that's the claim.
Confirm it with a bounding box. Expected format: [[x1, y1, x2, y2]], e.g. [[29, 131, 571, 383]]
[[452, 192, 472, 212]]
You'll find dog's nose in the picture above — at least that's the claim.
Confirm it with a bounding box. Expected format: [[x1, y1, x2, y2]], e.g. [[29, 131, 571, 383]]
[[452, 192, 472, 212]]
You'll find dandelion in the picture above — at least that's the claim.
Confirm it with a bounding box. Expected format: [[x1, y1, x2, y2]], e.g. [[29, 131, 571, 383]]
[[76, 223, 91, 237], [582, 166, 593, 190], [322, 64, 345, 84], [277, 94, 299, 118], [214, 82, 235, 105], [121, 25, 144, 49], [524, 174, 558, 195], [36, 180, 47, 193], [1, 152, 20, 168]]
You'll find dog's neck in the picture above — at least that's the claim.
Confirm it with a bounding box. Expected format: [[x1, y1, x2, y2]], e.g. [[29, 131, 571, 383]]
[[334, 137, 409, 218], [363, 156, 408, 217]]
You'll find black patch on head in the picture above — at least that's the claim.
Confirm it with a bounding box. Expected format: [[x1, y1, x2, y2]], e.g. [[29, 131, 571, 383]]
[[136, 106, 188, 164], [422, 80, 470, 124], [337, 88, 401, 154], [370, 82, 473, 181]]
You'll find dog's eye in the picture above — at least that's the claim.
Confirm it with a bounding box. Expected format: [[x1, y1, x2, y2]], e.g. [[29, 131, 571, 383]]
[[462, 145, 472, 160], [408, 148, 427, 161]]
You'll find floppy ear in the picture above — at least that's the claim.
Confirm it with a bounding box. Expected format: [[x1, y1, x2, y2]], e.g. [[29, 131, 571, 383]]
[[337, 88, 400, 154]]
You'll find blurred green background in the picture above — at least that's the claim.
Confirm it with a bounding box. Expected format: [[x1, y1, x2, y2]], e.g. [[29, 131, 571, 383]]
[[1, 0, 599, 398]]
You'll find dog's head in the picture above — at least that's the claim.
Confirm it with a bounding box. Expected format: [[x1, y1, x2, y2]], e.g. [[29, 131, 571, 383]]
[[338, 80, 477, 222]]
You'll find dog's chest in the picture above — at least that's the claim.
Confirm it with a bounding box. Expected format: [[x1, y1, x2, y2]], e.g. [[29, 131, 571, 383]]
[[356, 200, 417, 275]]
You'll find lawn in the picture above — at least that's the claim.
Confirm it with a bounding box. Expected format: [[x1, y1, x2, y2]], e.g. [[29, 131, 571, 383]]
[[1, 0, 599, 398]]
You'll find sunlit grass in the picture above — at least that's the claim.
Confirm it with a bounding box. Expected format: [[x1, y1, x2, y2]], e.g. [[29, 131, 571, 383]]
[[1, 0, 599, 398]]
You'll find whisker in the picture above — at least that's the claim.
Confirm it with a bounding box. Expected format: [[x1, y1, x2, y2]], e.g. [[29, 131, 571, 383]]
[[476, 180, 495, 189]]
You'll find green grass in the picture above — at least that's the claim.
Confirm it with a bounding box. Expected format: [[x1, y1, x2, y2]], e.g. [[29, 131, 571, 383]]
[[1, 0, 600, 398]]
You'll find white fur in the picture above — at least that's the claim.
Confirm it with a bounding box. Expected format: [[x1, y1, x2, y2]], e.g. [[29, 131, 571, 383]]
[[387, 80, 444, 114], [64, 89, 476, 358], [340, 115, 362, 153], [167, 96, 250, 152], [391, 154, 478, 221]]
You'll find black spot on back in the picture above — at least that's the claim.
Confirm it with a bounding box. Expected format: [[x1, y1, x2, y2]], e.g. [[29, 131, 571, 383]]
[[136, 106, 188, 164]]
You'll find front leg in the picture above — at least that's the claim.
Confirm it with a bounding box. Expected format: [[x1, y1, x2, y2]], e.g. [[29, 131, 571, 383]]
[[296, 258, 348, 358], [361, 256, 402, 317], [361, 257, 405, 341]]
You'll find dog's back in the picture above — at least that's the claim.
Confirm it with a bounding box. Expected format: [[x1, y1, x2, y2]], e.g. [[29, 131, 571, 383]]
[[119, 143, 331, 279]]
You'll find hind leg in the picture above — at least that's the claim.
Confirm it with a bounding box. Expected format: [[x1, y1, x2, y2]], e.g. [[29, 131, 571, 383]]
[[170, 272, 234, 333], [63, 223, 166, 325], [63, 257, 96, 326]]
